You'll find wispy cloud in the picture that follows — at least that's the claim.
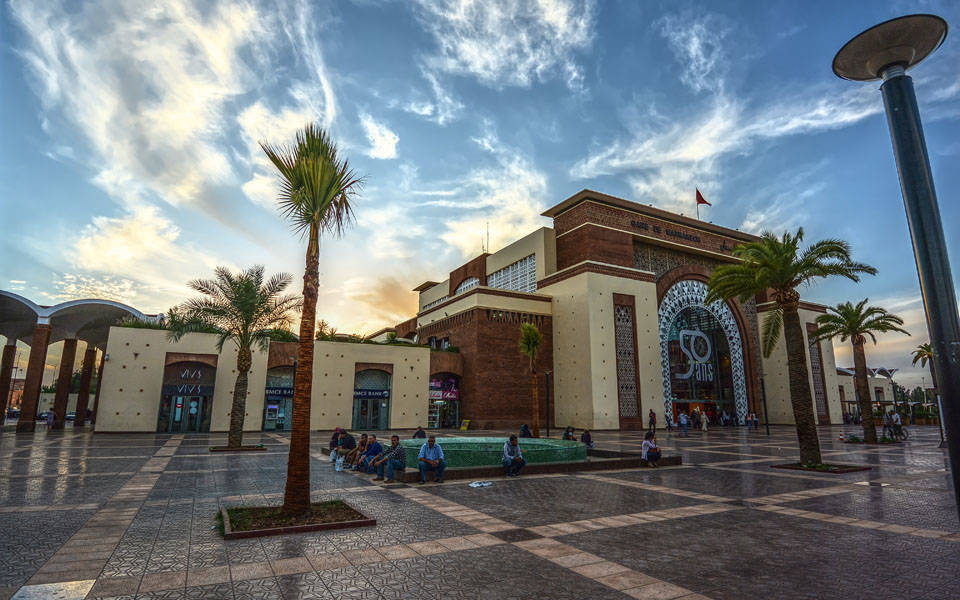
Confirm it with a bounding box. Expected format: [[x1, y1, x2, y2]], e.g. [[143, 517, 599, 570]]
[[69, 206, 222, 310], [359, 113, 400, 159], [656, 11, 732, 94], [440, 125, 550, 256], [413, 0, 595, 90]]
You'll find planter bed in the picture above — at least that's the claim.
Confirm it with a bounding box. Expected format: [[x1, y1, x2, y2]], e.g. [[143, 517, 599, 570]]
[[771, 463, 872, 474], [209, 444, 268, 453], [220, 500, 375, 539]]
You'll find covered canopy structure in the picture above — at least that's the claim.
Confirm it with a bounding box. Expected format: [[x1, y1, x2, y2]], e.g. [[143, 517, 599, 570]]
[[0, 290, 155, 431]]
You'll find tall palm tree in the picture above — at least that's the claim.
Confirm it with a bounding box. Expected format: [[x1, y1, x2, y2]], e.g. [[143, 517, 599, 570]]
[[705, 228, 876, 464], [169, 266, 300, 449], [811, 299, 909, 442], [261, 124, 363, 511], [518, 322, 543, 438]]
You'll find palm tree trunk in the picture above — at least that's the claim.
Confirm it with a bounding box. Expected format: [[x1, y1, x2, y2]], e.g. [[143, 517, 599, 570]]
[[284, 228, 319, 512], [782, 302, 822, 464], [228, 346, 252, 449], [852, 338, 877, 443], [531, 369, 540, 438]]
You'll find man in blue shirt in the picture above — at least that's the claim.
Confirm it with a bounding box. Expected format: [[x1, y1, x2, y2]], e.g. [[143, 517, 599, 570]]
[[358, 434, 382, 473], [417, 436, 446, 483], [502, 434, 525, 477]]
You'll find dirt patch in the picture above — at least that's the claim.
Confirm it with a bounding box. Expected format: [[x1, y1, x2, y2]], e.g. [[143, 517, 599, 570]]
[[209, 445, 268, 452], [219, 500, 375, 539], [771, 463, 872, 474]]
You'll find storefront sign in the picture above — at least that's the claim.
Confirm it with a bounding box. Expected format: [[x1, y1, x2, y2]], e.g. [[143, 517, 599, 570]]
[[678, 329, 714, 382], [353, 389, 389, 399], [265, 387, 294, 397]]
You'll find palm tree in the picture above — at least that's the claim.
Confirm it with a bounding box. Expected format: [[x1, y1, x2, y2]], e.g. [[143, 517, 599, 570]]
[[912, 343, 936, 389], [811, 299, 909, 442], [261, 123, 363, 511], [705, 228, 876, 464], [518, 322, 543, 437], [168, 266, 300, 449]]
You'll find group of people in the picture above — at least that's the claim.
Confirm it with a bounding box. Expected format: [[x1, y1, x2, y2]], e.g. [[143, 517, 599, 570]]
[[882, 410, 904, 438], [661, 408, 761, 435], [560, 425, 595, 448], [328, 426, 448, 484]]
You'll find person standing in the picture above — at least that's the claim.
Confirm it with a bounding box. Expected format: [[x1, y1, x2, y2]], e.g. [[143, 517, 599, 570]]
[[678, 412, 690, 437], [502, 434, 525, 477], [648, 409, 656, 433], [417, 436, 446, 483], [701, 412, 708, 432], [883, 411, 894, 439], [373, 435, 406, 482]]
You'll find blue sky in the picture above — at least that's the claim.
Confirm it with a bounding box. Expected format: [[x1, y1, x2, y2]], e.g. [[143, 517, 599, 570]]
[[1, 0, 958, 387]]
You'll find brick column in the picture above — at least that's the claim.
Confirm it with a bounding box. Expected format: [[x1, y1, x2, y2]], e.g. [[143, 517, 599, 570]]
[[52, 338, 78, 430], [75, 346, 97, 426], [90, 356, 105, 426], [0, 340, 16, 428], [18, 323, 51, 433]]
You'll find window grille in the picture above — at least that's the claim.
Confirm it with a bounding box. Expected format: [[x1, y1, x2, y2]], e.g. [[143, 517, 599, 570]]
[[487, 254, 536, 293], [422, 296, 449, 311], [454, 277, 479, 295]]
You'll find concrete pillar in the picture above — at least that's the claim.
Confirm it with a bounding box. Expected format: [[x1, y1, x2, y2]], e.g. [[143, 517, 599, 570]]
[[75, 346, 97, 426], [51, 338, 78, 430], [0, 340, 16, 428], [18, 323, 52, 433], [90, 356, 105, 426]]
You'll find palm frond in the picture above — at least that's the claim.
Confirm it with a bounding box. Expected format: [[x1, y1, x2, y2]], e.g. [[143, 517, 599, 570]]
[[760, 308, 783, 358]]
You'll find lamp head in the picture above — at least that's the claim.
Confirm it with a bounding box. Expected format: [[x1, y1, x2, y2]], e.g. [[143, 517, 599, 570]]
[[833, 14, 947, 81]]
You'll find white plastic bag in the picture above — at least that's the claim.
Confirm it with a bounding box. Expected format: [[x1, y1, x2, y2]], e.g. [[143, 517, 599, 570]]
[[468, 481, 492, 488]]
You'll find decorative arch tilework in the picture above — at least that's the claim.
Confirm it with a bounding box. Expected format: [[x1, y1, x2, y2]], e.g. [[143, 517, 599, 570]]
[[658, 279, 748, 424]]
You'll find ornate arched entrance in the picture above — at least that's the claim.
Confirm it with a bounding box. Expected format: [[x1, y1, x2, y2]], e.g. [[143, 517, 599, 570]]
[[658, 280, 748, 424]]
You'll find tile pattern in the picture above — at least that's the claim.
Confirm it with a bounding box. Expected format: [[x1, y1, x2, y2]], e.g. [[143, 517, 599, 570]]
[[0, 425, 956, 600]]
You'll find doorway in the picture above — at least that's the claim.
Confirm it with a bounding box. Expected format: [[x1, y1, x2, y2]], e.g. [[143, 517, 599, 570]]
[[158, 395, 212, 433], [353, 369, 391, 430]]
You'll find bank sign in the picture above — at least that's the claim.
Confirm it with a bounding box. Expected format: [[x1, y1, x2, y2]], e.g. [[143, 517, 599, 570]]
[[353, 389, 390, 399], [677, 329, 714, 383]]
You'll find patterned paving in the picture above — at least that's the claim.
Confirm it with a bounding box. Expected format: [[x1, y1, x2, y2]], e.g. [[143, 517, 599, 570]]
[[0, 424, 956, 599]]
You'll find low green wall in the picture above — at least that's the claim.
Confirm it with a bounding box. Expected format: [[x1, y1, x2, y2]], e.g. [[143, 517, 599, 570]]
[[401, 437, 586, 468]]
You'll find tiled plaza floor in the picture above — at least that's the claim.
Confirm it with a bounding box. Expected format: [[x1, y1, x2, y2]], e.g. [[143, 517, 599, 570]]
[[0, 423, 956, 599]]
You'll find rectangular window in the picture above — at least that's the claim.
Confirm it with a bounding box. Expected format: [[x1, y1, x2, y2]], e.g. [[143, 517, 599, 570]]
[[487, 254, 536, 293]]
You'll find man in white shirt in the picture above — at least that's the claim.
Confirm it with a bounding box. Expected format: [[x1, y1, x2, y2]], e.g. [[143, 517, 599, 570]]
[[892, 411, 903, 438]]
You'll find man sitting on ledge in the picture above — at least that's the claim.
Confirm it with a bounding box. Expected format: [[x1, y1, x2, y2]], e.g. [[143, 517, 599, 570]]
[[358, 434, 382, 473], [418, 436, 446, 484], [373, 435, 406, 482], [502, 434, 525, 477]]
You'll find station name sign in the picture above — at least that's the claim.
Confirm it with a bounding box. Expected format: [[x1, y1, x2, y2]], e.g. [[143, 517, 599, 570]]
[[630, 219, 702, 244]]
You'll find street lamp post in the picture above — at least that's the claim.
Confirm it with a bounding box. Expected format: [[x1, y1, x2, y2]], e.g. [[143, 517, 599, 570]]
[[834, 14, 960, 521], [544, 370, 552, 439]]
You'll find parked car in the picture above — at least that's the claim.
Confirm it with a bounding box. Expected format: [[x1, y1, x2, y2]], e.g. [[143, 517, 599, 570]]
[[66, 412, 76, 422], [36, 411, 49, 421], [6, 408, 19, 419]]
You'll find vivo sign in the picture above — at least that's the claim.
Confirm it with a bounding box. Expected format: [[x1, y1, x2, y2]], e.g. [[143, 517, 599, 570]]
[[677, 329, 714, 382]]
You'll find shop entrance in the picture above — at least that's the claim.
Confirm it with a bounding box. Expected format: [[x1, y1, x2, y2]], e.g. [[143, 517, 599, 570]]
[[429, 374, 460, 429], [353, 369, 390, 430], [263, 366, 294, 431], [158, 359, 216, 433], [158, 395, 212, 433]]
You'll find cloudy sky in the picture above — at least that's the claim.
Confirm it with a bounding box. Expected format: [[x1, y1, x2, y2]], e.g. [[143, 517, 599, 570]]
[[1, 0, 958, 387]]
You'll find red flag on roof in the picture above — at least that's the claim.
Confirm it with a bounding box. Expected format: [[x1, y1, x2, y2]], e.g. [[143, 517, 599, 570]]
[[696, 188, 711, 206]]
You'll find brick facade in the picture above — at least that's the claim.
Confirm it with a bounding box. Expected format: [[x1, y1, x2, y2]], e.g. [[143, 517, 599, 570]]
[[449, 254, 488, 295], [418, 307, 553, 430]]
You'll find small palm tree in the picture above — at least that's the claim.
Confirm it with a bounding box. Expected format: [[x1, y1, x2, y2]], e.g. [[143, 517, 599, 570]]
[[911, 343, 936, 389], [261, 123, 363, 511], [518, 322, 543, 437], [706, 228, 876, 464], [169, 266, 300, 449], [812, 299, 909, 442]]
